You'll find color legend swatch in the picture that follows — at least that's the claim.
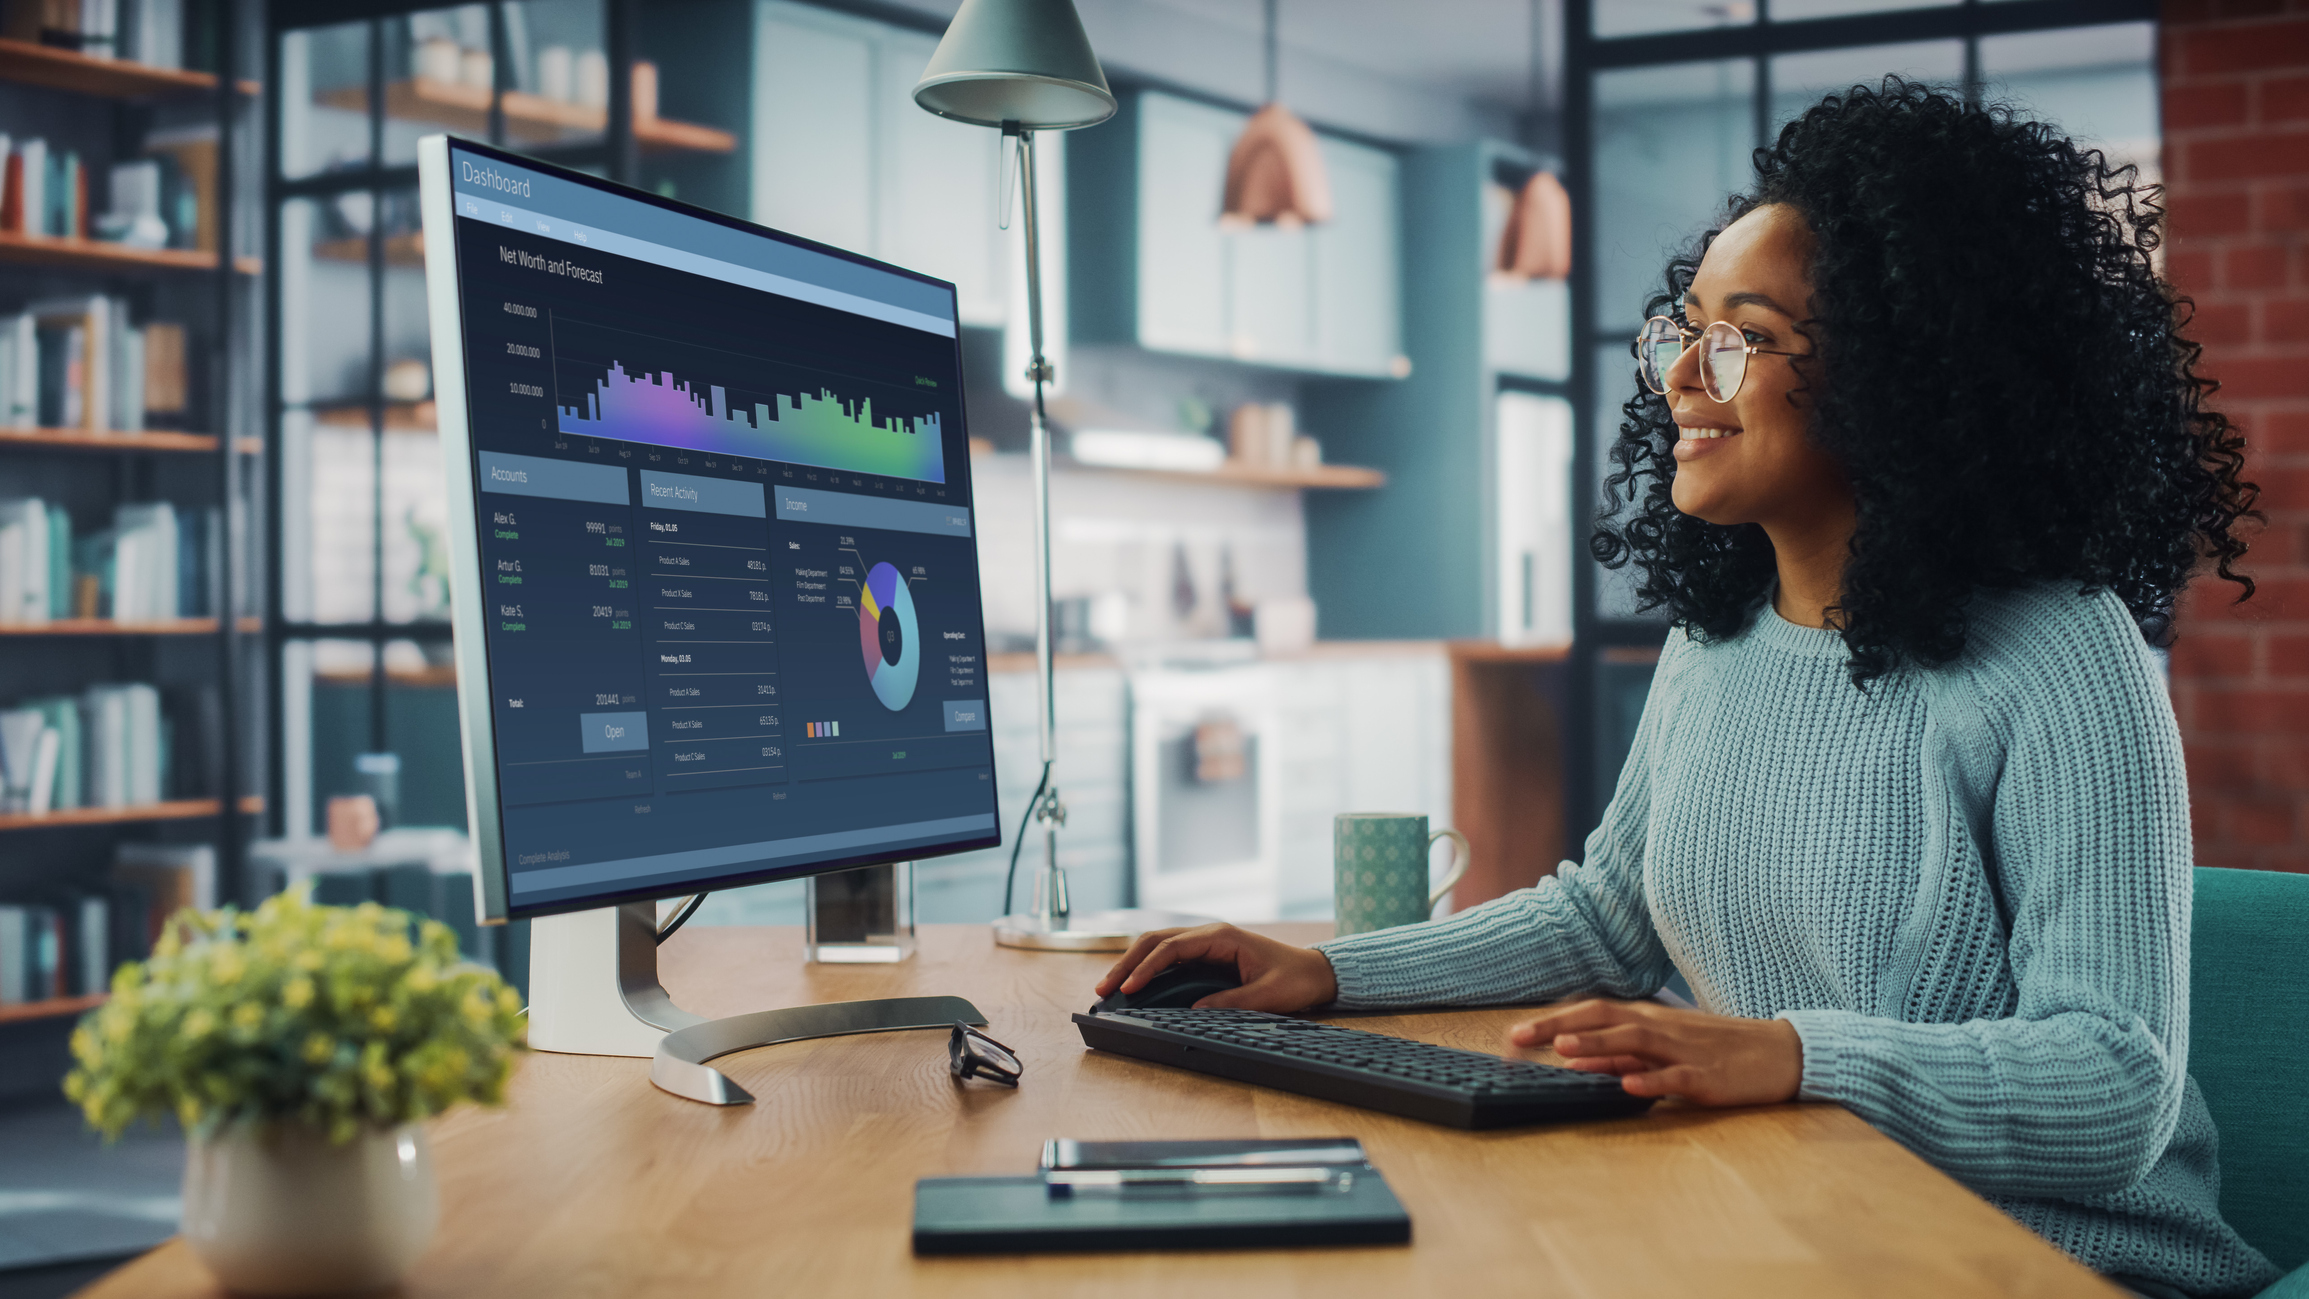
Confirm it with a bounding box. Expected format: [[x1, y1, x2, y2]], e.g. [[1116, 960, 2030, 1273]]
[[557, 361, 947, 483]]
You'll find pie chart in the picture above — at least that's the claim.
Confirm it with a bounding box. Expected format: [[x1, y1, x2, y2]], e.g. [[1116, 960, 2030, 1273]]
[[857, 561, 920, 711]]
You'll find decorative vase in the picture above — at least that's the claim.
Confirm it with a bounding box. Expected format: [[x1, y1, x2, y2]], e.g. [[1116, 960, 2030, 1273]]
[[181, 1122, 439, 1296]]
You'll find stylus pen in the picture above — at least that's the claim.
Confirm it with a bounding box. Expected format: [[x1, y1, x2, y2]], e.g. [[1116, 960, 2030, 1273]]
[[1042, 1167, 1354, 1196]]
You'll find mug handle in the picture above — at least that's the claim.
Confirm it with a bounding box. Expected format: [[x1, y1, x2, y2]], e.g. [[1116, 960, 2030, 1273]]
[[1427, 829, 1471, 911]]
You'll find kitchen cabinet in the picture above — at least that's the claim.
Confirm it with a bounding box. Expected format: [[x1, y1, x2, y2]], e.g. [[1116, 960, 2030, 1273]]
[[751, 1, 1008, 326], [1075, 90, 1406, 379]]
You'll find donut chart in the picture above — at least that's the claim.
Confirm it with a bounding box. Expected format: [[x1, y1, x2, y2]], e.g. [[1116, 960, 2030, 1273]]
[[856, 561, 920, 711]]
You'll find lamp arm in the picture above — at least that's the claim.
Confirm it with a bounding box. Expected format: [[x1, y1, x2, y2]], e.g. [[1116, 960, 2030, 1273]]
[[1012, 125, 1056, 773]]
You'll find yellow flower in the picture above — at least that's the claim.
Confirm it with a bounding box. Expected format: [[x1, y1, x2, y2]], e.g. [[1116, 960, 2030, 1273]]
[[302, 1033, 335, 1065], [379, 935, 413, 965], [231, 1002, 263, 1032], [294, 950, 322, 972], [404, 965, 437, 995], [181, 1008, 216, 1040], [370, 1006, 398, 1033], [496, 987, 522, 1016], [210, 948, 246, 985], [282, 977, 313, 1009]]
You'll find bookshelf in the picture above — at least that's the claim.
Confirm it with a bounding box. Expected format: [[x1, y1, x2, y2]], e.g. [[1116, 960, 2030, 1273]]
[[0, 796, 264, 833], [0, 618, 262, 636], [0, 37, 258, 99], [1, 428, 221, 453], [0, 231, 261, 275], [316, 75, 738, 154], [0, 7, 259, 1036], [1084, 461, 1387, 490], [0, 991, 105, 1025]]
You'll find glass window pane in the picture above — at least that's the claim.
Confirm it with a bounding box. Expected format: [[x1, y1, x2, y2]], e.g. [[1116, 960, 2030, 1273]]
[[282, 638, 377, 837], [383, 5, 496, 167], [280, 21, 370, 181], [1980, 23, 2159, 180], [278, 196, 372, 408], [384, 643, 466, 828], [505, 0, 608, 150], [1770, 0, 1959, 20], [281, 408, 378, 625], [1592, 59, 1757, 332], [1595, 0, 1756, 39], [1770, 41, 1966, 134], [381, 429, 451, 624]]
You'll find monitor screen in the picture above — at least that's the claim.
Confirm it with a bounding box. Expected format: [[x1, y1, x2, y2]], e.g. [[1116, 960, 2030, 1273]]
[[418, 138, 999, 922]]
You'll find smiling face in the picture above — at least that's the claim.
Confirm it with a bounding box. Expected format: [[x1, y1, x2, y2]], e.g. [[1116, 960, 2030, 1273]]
[[1664, 203, 1848, 535]]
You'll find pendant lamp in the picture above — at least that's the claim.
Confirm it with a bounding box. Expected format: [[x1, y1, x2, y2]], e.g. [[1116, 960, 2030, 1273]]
[[1494, 0, 1570, 279], [1496, 171, 1571, 279], [1220, 0, 1332, 228]]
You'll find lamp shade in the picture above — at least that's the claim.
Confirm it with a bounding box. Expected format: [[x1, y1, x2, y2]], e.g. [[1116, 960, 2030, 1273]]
[[1495, 171, 1571, 280], [913, 0, 1116, 131], [1220, 102, 1333, 227]]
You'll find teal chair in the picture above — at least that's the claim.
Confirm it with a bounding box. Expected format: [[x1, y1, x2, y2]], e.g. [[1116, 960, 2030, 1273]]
[[2192, 867, 2309, 1297]]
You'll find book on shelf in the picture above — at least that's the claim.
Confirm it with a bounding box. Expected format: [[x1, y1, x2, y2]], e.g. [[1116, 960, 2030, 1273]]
[[0, 496, 50, 623], [0, 497, 213, 622], [16, 294, 166, 435], [0, 136, 207, 249], [0, 895, 112, 1004], [0, 705, 59, 813]]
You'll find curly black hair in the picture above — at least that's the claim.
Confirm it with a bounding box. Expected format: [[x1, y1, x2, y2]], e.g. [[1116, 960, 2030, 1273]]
[[1590, 78, 2257, 684]]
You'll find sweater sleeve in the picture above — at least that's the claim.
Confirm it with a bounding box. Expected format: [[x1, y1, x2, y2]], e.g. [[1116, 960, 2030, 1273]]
[[1782, 592, 2192, 1199], [1315, 634, 1686, 1009]]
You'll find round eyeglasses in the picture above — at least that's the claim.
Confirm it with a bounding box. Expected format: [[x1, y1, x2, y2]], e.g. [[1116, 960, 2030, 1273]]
[[949, 1021, 1022, 1087], [1637, 316, 1804, 403]]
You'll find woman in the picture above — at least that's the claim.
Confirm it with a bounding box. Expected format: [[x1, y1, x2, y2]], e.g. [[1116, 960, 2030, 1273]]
[[1097, 81, 2275, 1298]]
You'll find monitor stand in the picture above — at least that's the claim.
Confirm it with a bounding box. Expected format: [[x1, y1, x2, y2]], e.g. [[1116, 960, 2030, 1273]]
[[526, 903, 987, 1106]]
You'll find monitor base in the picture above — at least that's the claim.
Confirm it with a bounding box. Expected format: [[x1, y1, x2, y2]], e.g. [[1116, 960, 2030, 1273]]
[[991, 908, 1215, 952], [526, 902, 987, 1106]]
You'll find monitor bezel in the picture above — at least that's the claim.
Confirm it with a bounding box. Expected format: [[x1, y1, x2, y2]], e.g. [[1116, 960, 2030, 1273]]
[[416, 134, 1001, 925]]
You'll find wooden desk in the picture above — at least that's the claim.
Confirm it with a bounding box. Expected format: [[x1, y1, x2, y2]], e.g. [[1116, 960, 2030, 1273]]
[[84, 924, 2120, 1298]]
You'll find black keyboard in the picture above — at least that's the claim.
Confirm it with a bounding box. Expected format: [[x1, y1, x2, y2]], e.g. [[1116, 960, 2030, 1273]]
[[1073, 1007, 1656, 1130]]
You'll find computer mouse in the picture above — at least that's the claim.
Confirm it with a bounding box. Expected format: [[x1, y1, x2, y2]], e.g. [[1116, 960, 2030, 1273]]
[[1093, 961, 1242, 1013]]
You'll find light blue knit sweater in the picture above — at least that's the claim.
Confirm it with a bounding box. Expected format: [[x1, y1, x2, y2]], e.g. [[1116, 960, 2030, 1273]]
[[1318, 585, 2278, 1297]]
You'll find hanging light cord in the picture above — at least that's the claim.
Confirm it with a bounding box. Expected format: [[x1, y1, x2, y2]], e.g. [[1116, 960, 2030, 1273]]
[[1263, 0, 1278, 104]]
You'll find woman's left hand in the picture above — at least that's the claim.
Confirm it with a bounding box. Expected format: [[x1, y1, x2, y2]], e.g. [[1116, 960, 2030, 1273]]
[[1507, 999, 1805, 1106]]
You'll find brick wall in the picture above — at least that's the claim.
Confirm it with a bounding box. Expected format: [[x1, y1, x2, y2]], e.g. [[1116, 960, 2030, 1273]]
[[2162, 0, 2309, 873]]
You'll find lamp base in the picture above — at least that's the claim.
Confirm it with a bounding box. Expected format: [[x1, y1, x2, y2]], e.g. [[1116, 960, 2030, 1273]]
[[991, 908, 1215, 952]]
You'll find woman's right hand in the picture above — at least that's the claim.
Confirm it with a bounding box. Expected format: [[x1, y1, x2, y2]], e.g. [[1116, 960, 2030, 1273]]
[[1094, 923, 1340, 1013]]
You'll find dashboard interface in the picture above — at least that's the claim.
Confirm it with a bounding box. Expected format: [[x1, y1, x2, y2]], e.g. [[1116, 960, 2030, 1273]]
[[440, 143, 998, 915]]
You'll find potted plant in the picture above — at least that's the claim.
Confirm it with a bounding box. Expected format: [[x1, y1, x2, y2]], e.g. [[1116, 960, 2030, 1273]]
[[65, 889, 527, 1295]]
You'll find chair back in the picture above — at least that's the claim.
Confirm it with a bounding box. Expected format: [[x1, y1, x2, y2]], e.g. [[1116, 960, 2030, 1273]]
[[2192, 866, 2309, 1273]]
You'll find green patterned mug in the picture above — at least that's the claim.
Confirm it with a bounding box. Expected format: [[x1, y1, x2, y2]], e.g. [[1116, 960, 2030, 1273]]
[[1333, 813, 1471, 937]]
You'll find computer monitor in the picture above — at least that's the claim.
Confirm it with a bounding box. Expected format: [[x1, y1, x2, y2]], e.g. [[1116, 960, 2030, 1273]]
[[416, 137, 999, 1083]]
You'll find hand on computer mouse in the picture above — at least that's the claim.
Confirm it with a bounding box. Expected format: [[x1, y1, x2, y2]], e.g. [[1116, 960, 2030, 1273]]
[[1095, 924, 1338, 1013]]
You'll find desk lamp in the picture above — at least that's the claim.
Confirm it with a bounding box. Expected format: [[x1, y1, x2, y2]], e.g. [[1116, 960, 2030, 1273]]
[[915, 0, 1210, 950]]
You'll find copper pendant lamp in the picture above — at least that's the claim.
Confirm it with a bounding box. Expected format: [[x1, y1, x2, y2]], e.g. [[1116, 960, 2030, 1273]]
[[1220, 0, 1331, 228], [1496, 171, 1571, 279], [1494, 0, 1570, 279]]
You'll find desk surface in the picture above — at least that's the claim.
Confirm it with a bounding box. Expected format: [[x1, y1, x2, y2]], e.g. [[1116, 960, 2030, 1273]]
[[84, 923, 2120, 1298]]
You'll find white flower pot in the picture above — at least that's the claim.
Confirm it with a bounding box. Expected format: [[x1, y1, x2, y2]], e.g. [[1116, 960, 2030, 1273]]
[[181, 1123, 439, 1296]]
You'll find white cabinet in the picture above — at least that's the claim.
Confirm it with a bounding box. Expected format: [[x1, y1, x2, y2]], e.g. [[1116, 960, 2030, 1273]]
[[1135, 93, 1236, 356], [1314, 138, 1404, 376], [1126, 91, 1405, 378], [751, 1, 1011, 328]]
